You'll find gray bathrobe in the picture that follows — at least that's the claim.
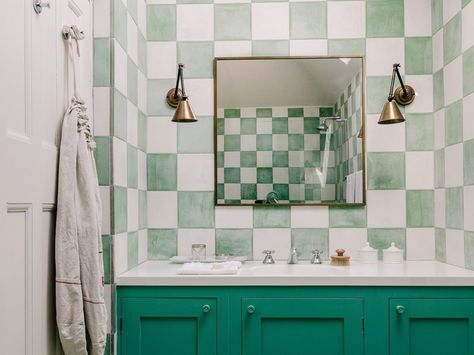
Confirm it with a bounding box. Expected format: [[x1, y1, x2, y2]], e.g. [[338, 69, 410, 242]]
[[55, 97, 107, 355]]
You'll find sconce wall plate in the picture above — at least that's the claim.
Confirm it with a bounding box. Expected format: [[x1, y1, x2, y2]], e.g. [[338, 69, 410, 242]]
[[394, 85, 415, 106], [166, 88, 183, 108]]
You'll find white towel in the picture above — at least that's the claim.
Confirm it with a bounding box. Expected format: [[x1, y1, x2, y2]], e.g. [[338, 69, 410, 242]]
[[355, 170, 363, 203], [345, 173, 356, 203]]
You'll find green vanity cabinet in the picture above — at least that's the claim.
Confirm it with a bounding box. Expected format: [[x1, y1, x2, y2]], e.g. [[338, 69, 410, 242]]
[[389, 299, 474, 355], [241, 298, 364, 355]]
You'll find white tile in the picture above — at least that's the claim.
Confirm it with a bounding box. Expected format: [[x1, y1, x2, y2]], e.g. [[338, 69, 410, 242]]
[[224, 152, 240, 167], [464, 93, 474, 141], [273, 168, 289, 184], [366, 38, 405, 76], [256, 117, 272, 134], [148, 191, 177, 228], [289, 40, 328, 56], [94, 0, 111, 37], [241, 107, 256, 118], [137, 70, 147, 114], [138, 150, 147, 190], [100, 186, 111, 235], [445, 229, 465, 267], [138, 229, 148, 264], [406, 228, 435, 260], [443, 0, 461, 25], [404, 0, 431, 36], [113, 233, 128, 277], [128, 188, 139, 232], [241, 135, 257, 151], [215, 206, 253, 228], [272, 134, 288, 151], [147, 117, 177, 153], [303, 106, 319, 117], [463, 1, 474, 51], [137, 0, 147, 35], [327, 1, 365, 38], [253, 229, 291, 261], [177, 154, 214, 190], [148, 0, 176, 3], [465, 185, 474, 231], [127, 14, 138, 64], [329, 229, 367, 261], [114, 42, 127, 96], [321, 184, 336, 201], [404, 75, 433, 113], [444, 143, 463, 187], [224, 184, 241, 200], [241, 168, 256, 184], [291, 206, 329, 228], [127, 102, 138, 147], [251, 3, 289, 40], [443, 57, 463, 106], [112, 137, 127, 187], [177, 5, 214, 41], [148, 42, 177, 79], [432, 29, 444, 73], [366, 114, 406, 152], [93, 87, 111, 136], [186, 79, 213, 116], [177, 229, 215, 257], [304, 134, 319, 150], [435, 188, 445, 228], [257, 183, 273, 200], [367, 190, 406, 228], [215, 0, 250, 3], [405, 151, 434, 189], [215, 41, 252, 56], [434, 109, 445, 150], [224, 119, 240, 135]]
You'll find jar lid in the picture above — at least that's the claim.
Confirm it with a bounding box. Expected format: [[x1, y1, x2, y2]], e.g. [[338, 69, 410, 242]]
[[359, 242, 376, 252], [384, 242, 402, 252]]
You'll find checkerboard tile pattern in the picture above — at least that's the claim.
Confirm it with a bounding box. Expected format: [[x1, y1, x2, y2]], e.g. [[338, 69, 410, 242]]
[[216, 106, 337, 204]]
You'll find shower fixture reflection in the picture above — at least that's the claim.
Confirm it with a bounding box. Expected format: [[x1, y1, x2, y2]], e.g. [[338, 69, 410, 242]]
[[316, 116, 345, 133]]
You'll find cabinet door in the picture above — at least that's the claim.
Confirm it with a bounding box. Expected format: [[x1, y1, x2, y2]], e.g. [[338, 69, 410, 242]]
[[390, 299, 474, 355], [242, 298, 364, 355], [121, 298, 217, 355]]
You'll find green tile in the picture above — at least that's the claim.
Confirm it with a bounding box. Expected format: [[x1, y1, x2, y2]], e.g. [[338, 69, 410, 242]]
[[147, 5, 176, 41], [217, 152, 224, 168], [445, 100, 463, 146], [253, 206, 290, 228], [215, 229, 253, 259], [148, 79, 175, 116], [328, 39, 366, 56], [443, 13, 461, 65], [288, 108, 304, 117], [446, 187, 464, 229], [367, 0, 404, 38], [94, 137, 110, 186], [289, 134, 304, 151], [405, 37, 432, 75], [291, 229, 329, 260], [138, 32, 147, 75], [113, 89, 127, 140], [217, 118, 224, 135], [252, 41, 289, 56], [114, 0, 127, 48], [177, 0, 212, 3], [128, 231, 139, 269], [177, 42, 214, 78], [224, 168, 240, 183], [139, 190, 147, 229], [178, 116, 214, 153], [368, 228, 406, 260], [273, 184, 289, 200], [241, 151, 257, 167], [434, 149, 445, 188], [465, 231, 474, 270], [367, 152, 405, 190], [241, 184, 257, 200], [304, 117, 319, 134], [367, 76, 392, 114], [406, 113, 433, 151], [127, 59, 138, 106], [215, 4, 251, 40], [217, 183, 224, 199], [289, 167, 305, 184], [93, 38, 110, 87], [329, 206, 367, 228], [224, 109, 240, 118], [148, 229, 177, 259], [257, 168, 273, 183], [272, 151, 289, 167], [435, 228, 446, 262], [463, 46, 474, 97], [464, 139, 474, 185], [463, 0, 473, 6], [113, 186, 127, 234], [102, 235, 111, 284], [224, 135, 241, 151], [256, 135, 272, 151], [406, 190, 434, 227], [256, 108, 272, 118], [320, 107, 334, 117], [432, 0, 443, 34], [147, 154, 177, 191], [178, 192, 215, 228], [290, 2, 327, 39], [272, 117, 288, 134], [241, 118, 256, 134], [127, 145, 138, 188], [433, 69, 445, 111], [138, 111, 147, 152], [304, 151, 321, 167]]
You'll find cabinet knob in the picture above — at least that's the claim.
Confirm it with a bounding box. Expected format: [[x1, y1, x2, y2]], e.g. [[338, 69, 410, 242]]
[[396, 305, 405, 314], [202, 304, 211, 313], [247, 305, 256, 314]]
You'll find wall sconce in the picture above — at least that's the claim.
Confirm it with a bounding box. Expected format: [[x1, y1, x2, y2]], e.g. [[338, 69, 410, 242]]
[[166, 63, 197, 123], [378, 63, 416, 125]]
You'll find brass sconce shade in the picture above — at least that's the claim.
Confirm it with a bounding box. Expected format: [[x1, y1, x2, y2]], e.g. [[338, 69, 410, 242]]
[[378, 63, 415, 125], [166, 64, 197, 123]]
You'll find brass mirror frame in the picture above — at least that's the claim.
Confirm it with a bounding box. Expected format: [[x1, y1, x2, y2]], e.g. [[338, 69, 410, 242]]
[[213, 56, 367, 207]]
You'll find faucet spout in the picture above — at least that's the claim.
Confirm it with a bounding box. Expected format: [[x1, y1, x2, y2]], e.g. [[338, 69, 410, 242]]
[[287, 247, 298, 264]]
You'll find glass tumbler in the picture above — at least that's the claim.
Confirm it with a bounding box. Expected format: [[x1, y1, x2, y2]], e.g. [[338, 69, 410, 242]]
[[192, 244, 206, 261]]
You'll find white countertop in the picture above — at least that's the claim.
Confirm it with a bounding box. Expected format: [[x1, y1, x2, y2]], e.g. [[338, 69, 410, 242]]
[[117, 260, 474, 286]]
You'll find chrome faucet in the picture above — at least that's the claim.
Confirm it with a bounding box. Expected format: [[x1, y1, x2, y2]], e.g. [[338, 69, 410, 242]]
[[311, 249, 323, 264], [287, 247, 298, 264], [262, 250, 275, 264]]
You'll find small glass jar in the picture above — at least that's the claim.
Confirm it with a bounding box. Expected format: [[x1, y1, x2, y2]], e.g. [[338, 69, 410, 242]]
[[192, 244, 206, 261]]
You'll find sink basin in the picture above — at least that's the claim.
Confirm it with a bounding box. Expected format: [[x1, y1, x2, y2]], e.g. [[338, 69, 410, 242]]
[[246, 264, 348, 276]]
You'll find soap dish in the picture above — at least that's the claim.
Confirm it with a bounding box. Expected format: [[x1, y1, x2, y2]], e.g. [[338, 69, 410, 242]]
[[330, 248, 350, 266]]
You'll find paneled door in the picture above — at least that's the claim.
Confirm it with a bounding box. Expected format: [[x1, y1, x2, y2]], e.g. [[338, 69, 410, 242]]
[[0, 0, 92, 354]]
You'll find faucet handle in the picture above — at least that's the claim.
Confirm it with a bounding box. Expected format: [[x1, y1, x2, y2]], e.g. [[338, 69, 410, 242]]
[[312, 249, 323, 255], [262, 249, 275, 255]]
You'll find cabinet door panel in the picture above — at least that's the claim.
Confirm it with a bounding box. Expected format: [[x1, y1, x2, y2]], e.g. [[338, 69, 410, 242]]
[[122, 298, 217, 355], [242, 298, 363, 355], [390, 299, 474, 355]]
